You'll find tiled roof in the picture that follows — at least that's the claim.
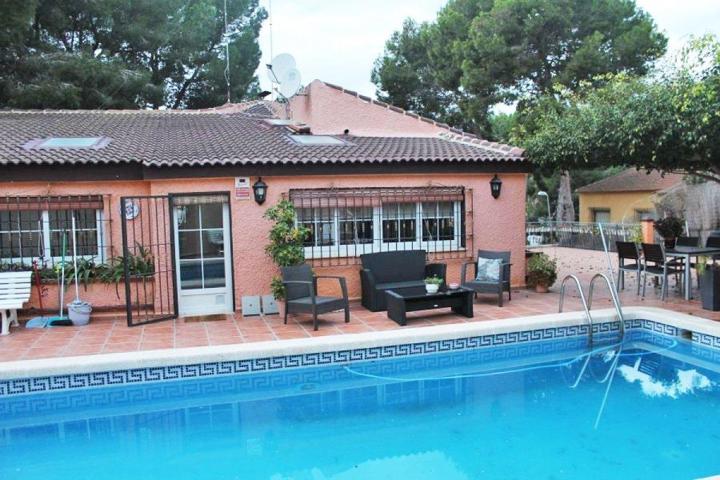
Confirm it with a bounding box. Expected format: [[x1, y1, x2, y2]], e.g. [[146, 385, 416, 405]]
[[0, 110, 528, 168], [319, 80, 523, 152], [577, 169, 684, 193]]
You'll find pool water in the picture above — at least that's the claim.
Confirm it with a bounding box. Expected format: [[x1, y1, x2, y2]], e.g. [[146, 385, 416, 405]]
[[1, 330, 719, 480]]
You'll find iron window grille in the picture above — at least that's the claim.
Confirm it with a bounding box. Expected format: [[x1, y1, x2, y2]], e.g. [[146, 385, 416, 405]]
[[0, 195, 111, 267], [288, 187, 473, 267]]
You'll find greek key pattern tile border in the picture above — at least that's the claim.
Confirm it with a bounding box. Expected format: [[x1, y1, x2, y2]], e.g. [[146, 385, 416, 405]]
[[0, 318, 701, 397], [692, 331, 720, 349]]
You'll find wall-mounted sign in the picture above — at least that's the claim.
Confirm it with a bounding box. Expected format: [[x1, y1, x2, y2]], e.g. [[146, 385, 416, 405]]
[[235, 177, 251, 200], [124, 200, 140, 220]]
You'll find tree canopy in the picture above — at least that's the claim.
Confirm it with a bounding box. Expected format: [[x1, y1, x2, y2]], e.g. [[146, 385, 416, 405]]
[[0, 0, 266, 109], [523, 36, 720, 184], [372, 0, 667, 136]]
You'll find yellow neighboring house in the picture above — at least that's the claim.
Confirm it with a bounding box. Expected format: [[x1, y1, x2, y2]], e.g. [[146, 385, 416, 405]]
[[577, 169, 684, 223]]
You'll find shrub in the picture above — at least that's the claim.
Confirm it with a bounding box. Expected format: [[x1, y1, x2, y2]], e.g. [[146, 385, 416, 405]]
[[654, 215, 684, 240], [527, 253, 558, 288], [264, 200, 310, 299]]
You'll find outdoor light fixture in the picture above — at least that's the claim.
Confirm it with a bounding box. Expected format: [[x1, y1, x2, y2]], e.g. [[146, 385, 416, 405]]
[[252, 177, 268, 205], [490, 175, 502, 199], [537, 191, 551, 220]]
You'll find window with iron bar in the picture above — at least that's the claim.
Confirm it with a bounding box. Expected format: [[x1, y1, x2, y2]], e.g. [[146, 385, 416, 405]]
[[0, 196, 107, 265], [289, 187, 469, 264]]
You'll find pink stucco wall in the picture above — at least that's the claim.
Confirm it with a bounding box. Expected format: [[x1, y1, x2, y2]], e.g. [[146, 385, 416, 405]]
[[286, 80, 451, 137], [1, 172, 527, 311]]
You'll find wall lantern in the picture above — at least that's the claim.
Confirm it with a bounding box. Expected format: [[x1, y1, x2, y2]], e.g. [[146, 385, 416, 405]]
[[490, 174, 502, 199], [253, 177, 268, 205]]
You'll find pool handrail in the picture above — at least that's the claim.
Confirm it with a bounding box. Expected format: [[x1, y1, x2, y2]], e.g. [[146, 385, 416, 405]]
[[587, 272, 626, 338], [558, 274, 593, 346]]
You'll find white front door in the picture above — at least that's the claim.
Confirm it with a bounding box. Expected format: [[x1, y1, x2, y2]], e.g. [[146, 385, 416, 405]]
[[173, 199, 233, 316]]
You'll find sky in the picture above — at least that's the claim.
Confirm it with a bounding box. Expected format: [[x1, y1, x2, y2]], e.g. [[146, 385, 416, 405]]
[[254, 0, 720, 99]]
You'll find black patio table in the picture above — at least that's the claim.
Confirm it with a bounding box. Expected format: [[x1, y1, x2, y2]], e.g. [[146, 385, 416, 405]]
[[665, 246, 720, 300], [385, 286, 474, 326]]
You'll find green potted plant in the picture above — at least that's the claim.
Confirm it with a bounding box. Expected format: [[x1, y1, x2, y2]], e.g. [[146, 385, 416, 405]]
[[424, 275, 443, 294], [264, 200, 310, 300], [527, 253, 557, 293], [697, 257, 720, 311], [653, 215, 684, 249]]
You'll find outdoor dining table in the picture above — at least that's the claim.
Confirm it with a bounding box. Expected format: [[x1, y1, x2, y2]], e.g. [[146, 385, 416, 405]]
[[665, 246, 720, 300]]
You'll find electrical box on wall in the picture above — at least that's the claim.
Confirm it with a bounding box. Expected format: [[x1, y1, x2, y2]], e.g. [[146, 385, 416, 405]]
[[261, 295, 279, 315], [241, 295, 261, 316]]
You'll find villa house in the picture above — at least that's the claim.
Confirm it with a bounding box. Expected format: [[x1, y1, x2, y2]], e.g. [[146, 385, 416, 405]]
[[0, 93, 530, 324], [577, 169, 684, 223]]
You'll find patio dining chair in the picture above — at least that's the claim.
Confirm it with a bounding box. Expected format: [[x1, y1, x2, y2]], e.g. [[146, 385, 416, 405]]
[[281, 264, 349, 331], [676, 237, 699, 247], [616, 241, 641, 295], [640, 243, 685, 301], [706, 234, 720, 264]]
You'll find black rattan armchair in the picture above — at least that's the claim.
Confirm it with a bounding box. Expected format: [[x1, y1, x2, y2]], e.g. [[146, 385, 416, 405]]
[[282, 265, 349, 331], [460, 250, 512, 307]]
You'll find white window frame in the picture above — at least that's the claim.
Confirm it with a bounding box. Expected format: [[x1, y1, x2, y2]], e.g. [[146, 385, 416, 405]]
[[0, 208, 105, 265], [298, 201, 463, 259]]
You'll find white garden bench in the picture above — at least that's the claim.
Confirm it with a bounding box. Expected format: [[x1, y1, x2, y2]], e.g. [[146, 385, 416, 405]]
[[0, 271, 33, 336]]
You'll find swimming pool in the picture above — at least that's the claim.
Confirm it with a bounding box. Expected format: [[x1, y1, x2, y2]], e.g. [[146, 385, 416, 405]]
[[1, 319, 719, 479]]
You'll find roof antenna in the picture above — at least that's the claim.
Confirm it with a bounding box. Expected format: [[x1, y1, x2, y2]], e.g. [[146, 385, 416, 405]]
[[223, 0, 231, 103], [269, 0, 273, 62]]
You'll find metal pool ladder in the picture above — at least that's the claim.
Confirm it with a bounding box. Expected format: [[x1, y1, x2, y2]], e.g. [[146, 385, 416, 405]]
[[558, 273, 626, 347]]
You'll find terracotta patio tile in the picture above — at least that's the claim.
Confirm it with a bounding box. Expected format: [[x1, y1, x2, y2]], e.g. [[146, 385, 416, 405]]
[[23, 347, 66, 359], [242, 334, 277, 342], [208, 337, 245, 346], [139, 341, 174, 351], [68, 344, 105, 355], [102, 342, 141, 353], [5, 246, 720, 359]]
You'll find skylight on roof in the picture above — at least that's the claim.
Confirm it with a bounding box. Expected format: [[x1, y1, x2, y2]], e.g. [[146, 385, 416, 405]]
[[24, 137, 111, 150], [264, 119, 298, 126], [289, 135, 346, 146]]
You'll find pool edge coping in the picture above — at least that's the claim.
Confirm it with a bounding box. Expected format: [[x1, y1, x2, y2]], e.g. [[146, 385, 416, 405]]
[[0, 306, 715, 382]]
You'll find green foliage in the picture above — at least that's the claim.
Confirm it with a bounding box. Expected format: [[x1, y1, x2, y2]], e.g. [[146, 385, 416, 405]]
[[6, 53, 154, 110], [654, 216, 685, 240], [372, 0, 667, 136], [526, 167, 625, 221], [264, 200, 310, 299], [0, 262, 31, 272], [0, 247, 154, 299], [0, 0, 266, 109], [424, 275, 443, 285], [527, 253, 558, 288], [523, 36, 720, 184], [630, 225, 644, 245]]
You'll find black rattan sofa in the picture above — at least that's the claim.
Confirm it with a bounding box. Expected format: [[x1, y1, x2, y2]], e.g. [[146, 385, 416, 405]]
[[359, 250, 446, 311]]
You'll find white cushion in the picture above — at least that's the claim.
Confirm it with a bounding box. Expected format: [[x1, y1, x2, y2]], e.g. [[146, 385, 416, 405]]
[[476, 257, 501, 282]]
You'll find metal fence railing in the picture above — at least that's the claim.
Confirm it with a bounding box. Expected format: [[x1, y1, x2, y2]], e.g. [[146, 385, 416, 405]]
[[526, 222, 641, 252]]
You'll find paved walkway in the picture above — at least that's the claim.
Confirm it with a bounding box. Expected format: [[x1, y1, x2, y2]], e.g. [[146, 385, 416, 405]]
[[1, 247, 717, 362]]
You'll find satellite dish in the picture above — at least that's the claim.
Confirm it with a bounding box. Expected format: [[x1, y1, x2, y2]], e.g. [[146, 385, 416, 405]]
[[278, 68, 301, 98], [267, 53, 296, 84]]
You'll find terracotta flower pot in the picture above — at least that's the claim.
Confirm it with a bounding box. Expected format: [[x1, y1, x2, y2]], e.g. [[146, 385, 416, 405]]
[[535, 283, 549, 293]]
